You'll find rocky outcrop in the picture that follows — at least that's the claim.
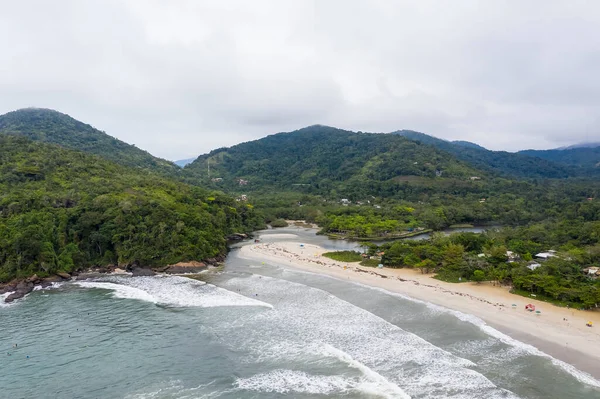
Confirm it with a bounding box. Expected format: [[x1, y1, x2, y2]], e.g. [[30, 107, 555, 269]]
[[164, 261, 207, 274], [227, 233, 248, 241], [40, 275, 63, 287], [5, 281, 34, 303], [56, 272, 71, 280]]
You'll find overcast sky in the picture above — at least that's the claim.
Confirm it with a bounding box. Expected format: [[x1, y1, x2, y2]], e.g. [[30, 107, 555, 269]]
[[1, 1, 600, 160]]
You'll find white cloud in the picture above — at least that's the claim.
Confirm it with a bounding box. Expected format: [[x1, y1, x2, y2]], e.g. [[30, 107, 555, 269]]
[[1, 0, 599, 159]]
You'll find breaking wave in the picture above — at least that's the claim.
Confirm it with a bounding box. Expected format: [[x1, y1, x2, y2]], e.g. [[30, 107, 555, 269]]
[[74, 275, 273, 309]]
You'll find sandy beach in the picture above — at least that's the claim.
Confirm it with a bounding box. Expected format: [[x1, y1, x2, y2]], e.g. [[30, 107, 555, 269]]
[[239, 241, 600, 380]]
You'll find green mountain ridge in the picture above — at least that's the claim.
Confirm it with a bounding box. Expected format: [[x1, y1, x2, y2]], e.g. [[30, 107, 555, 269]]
[[185, 125, 488, 198], [0, 134, 262, 283], [391, 130, 592, 179], [0, 108, 179, 175]]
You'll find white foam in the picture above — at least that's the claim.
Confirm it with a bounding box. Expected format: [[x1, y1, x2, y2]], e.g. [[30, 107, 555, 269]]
[[235, 370, 354, 395], [75, 282, 158, 303], [74, 275, 273, 309], [219, 274, 518, 399], [319, 345, 411, 398], [0, 292, 13, 307], [358, 283, 600, 389], [1, 282, 64, 308]]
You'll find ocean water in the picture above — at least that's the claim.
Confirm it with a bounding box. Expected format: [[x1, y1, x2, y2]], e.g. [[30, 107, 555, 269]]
[[1, 227, 599, 399]]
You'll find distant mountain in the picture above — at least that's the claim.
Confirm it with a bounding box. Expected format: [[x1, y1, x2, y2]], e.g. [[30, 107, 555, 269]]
[[175, 157, 196, 167], [0, 108, 179, 175], [184, 125, 486, 198], [519, 147, 600, 169], [557, 142, 600, 150], [391, 130, 583, 179]]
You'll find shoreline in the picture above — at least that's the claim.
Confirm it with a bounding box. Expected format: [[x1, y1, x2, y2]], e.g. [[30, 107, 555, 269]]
[[238, 241, 600, 382]]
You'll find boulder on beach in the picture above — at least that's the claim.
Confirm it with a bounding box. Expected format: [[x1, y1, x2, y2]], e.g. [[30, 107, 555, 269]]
[[56, 272, 71, 280], [227, 233, 248, 241], [0, 282, 17, 295], [164, 261, 208, 274]]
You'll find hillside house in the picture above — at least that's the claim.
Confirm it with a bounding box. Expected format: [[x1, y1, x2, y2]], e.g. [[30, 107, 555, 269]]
[[211, 177, 223, 182], [470, 176, 481, 181], [238, 179, 248, 186], [535, 250, 557, 260]]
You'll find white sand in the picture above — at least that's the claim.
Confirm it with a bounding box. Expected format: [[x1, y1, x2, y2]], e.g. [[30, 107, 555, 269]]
[[239, 241, 600, 378]]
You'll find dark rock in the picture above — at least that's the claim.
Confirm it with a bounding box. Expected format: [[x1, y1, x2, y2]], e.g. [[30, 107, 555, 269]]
[[74, 272, 106, 281], [56, 272, 71, 280], [40, 276, 62, 288], [227, 233, 248, 241], [164, 261, 208, 274], [5, 281, 34, 303], [164, 266, 206, 274], [131, 267, 156, 277], [26, 274, 41, 284], [0, 283, 17, 295]]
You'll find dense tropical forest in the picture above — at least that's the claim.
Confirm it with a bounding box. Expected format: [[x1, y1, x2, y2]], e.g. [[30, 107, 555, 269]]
[[0, 135, 263, 282], [185, 125, 484, 192], [0, 108, 179, 175]]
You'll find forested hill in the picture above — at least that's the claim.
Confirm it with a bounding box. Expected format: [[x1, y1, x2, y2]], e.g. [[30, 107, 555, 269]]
[[519, 147, 600, 169], [0, 108, 178, 175], [184, 125, 484, 196], [0, 134, 263, 282], [392, 130, 588, 179]]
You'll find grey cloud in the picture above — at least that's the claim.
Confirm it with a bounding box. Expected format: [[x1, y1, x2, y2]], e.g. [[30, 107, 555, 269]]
[[1, 0, 600, 160]]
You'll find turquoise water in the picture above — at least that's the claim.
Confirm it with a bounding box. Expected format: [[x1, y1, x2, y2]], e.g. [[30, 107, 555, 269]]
[[2, 227, 599, 398]]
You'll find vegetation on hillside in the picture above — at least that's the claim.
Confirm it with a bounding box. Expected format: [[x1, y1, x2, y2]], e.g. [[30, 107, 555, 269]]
[[364, 216, 600, 308], [0, 108, 179, 175], [520, 147, 600, 169], [0, 135, 264, 282], [393, 130, 595, 179], [185, 125, 483, 194]]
